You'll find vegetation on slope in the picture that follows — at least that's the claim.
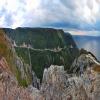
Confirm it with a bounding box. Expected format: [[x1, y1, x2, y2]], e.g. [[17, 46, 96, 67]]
[[4, 28, 79, 80], [15, 46, 78, 80], [0, 29, 13, 69], [4, 28, 74, 49], [0, 29, 32, 87]]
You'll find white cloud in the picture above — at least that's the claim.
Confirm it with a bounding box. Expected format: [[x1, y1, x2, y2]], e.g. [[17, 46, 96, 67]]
[[0, 0, 100, 30], [62, 0, 100, 24]]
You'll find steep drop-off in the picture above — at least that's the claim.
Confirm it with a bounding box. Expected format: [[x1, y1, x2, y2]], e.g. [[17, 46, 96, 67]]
[[4, 28, 79, 79], [0, 29, 33, 87], [0, 28, 100, 100]]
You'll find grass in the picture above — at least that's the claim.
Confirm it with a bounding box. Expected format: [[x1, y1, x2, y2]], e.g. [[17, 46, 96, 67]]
[[16, 68, 28, 87], [0, 30, 32, 87]]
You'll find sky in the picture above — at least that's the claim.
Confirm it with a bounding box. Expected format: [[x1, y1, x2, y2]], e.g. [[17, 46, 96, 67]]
[[0, 0, 100, 36]]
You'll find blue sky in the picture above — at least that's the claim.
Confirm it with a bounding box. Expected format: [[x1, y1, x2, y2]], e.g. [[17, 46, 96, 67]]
[[0, 0, 100, 35]]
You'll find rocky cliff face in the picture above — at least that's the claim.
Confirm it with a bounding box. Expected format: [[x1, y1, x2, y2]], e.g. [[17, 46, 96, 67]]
[[39, 51, 100, 100], [70, 50, 100, 74], [1, 28, 100, 100], [3, 28, 79, 80], [0, 29, 40, 87], [0, 56, 30, 100], [70, 51, 100, 100], [40, 53, 100, 100], [0, 56, 44, 100], [4, 28, 78, 49], [0, 53, 100, 100], [40, 65, 89, 100]]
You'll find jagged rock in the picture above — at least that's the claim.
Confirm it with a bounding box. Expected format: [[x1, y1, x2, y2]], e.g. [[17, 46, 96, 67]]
[[32, 71, 40, 89], [15, 56, 27, 79], [0, 56, 44, 100], [27, 85, 44, 100], [71, 53, 100, 75], [41, 65, 89, 100], [1, 56, 100, 100], [1, 44, 100, 100], [15, 55, 41, 88], [41, 65, 68, 100], [70, 52, 100, 100], [92, 73, 100, 100], [40, 60, 100, 100], [90, 64, 100, 100], [0, 57, 30, 100]]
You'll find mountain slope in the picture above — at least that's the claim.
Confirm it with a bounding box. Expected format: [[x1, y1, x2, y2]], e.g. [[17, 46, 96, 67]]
[[4, 28, 77, 49], [1, 28, 100, 99], [0, 56, 43, 100], [3, 28, 79, 79], [0, 29, 33, 87]]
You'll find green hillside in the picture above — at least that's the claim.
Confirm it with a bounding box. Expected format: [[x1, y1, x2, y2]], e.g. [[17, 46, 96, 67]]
[[4, 28, 79, 80]]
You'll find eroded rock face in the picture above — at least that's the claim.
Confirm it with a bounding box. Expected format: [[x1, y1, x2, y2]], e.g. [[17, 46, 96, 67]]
[[40, 58, 100, 100], [1, 51, 100, 100], [41, 65, 89, 100], [70, 52, 100, 100], [32, 71, 40, 89], [70, 52, 100, 76], [0, 57, 44, 100], [27, 85, 44, 100], [41, 65, 68, 100], [4, 28, 79, 79], [90, 67, 100, 100]]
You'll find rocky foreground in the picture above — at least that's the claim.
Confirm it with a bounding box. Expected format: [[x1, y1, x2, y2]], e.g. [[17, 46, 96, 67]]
[[0, 52, 100, 100], [0, 56, 44, 100]]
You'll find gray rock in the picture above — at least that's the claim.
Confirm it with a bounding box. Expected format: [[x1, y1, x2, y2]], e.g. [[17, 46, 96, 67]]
[[41, 65, 89, 100]]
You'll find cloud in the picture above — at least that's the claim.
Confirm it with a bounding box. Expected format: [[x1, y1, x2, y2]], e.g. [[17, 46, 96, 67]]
[[61, 0, 100, 24], [0, 0, 100, 31]]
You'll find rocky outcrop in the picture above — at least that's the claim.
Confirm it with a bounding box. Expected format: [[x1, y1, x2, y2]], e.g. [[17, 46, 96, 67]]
[[41, 65, 89, 100], [41, 65, 68, 100], [0, 56, 44, 100], [1, 28, 100, 100], [92, 73, 100, 100], [70, 52, 100, 75], [89, 64, 100, 100], [0, 29, 41, 89], [70, 52, 100, 100], [32, 71, 40, 89], [40, 52, 100, 100], [27, 85, 44, 100], [1, 56, 100, 100]]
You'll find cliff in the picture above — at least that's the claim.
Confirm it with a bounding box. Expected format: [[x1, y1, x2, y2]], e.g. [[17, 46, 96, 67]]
[[0, 29, 38, 87], [3, 28, 79, 79], [0, 51, 100, 100], [1, 28, 100, 100], [40, 52, 100, 100], [0, 56, 44, 100]]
